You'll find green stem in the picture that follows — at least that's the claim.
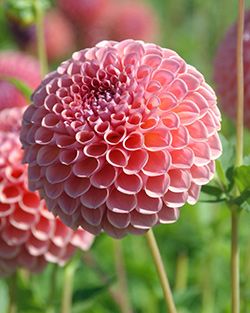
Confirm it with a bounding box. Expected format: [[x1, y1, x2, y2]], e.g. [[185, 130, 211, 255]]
[[113, 239, 133, 313], [46, 264, 58, 313], [145, 229, 177, 313], [7, 273, 17, 313], [231, 207, 240, 313], [34, 0, 48, 77], [230, 1, 245, 312], [82, 252, 125, 310], [174, 252, 188, 292], [235, 0, 245, 168], [61, 263, 76, 313]]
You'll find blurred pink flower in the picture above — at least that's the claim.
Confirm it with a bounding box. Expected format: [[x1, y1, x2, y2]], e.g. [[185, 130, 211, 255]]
[[0, 52, 41, 111], [34, 9, 76, 62], [0, 122, 94, 276], [83, 1, 160, 46], [214, 10, 250, 126], [20, 40, 222, 238], [0, 107, 25, 133], [8, 9, 76, 62], [58, 0, 108, 26]]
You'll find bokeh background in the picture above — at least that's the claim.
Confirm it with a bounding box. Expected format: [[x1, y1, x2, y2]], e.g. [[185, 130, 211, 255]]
[[0, 0, 250, 312]]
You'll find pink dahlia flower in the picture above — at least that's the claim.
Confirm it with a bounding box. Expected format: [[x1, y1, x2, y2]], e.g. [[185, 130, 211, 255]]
[[0, 130, 94, 276], [83, 1, 159, 46], [33, 9, 76, 62], [57, 0, 109, 27], [0, 51, 41, 111], [214, 10, 250, 126], [0, 107, 25, 133], [20, 40, 222, 238]]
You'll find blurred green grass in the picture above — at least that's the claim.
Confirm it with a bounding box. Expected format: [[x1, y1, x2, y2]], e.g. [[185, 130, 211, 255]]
[[0, 0, 250, 312]]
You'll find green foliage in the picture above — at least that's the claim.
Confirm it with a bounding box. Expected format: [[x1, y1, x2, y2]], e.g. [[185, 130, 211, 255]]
[[4, 0, 50, 26]]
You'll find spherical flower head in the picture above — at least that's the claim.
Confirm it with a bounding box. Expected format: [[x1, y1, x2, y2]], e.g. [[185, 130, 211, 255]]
[[83, 0, 160, 46], [20, 40, 222, 238], [214, 10, 250, 127], [58, 0, 109, 27], [0, 51, 41, 111], [0, 131, 94, 276]]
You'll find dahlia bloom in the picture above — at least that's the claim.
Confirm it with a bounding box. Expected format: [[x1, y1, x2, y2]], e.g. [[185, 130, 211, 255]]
[[34, 9, 76, 62], [0, 127, 94, 276], [0, 107, 24, 133], [214, 10, 250, 126], [83, 1, 159, 46], [8, 10, 76, 62], [0, 51, 41, 110], [58, 0, 108, 26], [20, 40, 222, 238]]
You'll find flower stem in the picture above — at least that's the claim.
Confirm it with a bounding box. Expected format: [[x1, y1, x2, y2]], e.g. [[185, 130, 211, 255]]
[[235, 0, 245, 168], [174, 252, 188, 292], [145, 229, 177, 313], [34, 0, 48, 77], [46, 264, 58, 313], [61, 263, 76, 313], [7, 273, 17, 313], [113, 239, 133, 313], [231, 207, 240, 313], [230, 1, 245, 312]]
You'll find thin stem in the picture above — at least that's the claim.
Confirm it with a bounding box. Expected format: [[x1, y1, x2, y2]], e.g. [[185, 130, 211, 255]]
[[61, 263, 76, 313], [34, 0, 48, 77], [46, 264, 58, 313], [82, 252, 125, 309], [174, 252, 188, 292], [145, 229, 177, 313], [7, 273, 17, 313], [235, 0, 245, 168], [231, 207, 240, 313], [230, 1, 245, 312], [113, 239, 133, 313]]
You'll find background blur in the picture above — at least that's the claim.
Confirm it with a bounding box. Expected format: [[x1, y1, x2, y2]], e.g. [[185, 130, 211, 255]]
[[0, 0, 250, 312]]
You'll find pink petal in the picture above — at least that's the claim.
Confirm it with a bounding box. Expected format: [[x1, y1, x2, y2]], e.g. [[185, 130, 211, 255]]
[[145, 174, 170, 197], [107, 189, 136, 213], [168, 169, 191, 192], [80, 186, 108, 209], [158, 206, 179, 223], [115, 172, 143, 194], [64, 175, 90, 198], [143, 150, 171, 176], [163, 191, 188, 207], [136, 191, 162, 214]]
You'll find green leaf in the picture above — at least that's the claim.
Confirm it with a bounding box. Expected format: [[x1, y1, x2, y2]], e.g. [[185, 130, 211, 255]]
[[0, 75, 33, 101], [0, 280, 9, 313], [201, 185, 223, 197], [219, 134, 235, 173], [234, 165, 250, 192], [6, 77, 33, 101], [233, 165, 250, 211], [73, 278, 114, 303]]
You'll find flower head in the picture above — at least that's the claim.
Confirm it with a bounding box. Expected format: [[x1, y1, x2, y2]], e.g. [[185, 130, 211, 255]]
[[0, 51, 41, 110], [0, 107, 24, 133], [8, 10, 76, 62], [58, 0, 108, 26], [21, 40, 222, 238], [214, 10, 250, 126], [0, 112, 94, 276]]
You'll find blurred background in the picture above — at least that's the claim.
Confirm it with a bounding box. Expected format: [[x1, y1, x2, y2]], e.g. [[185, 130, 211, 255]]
[[0, 0, 250, 312]]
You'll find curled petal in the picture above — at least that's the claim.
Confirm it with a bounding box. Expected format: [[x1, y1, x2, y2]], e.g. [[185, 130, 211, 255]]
[[107, 189, 137, 213]]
